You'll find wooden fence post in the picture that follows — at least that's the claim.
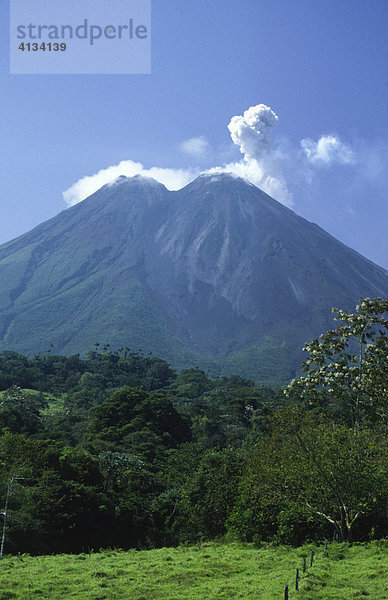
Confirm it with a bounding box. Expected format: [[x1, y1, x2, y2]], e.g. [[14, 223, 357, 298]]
[[302, 556, 306, 572], [310, 550, 314, 567], [284, 583, 289, 600], [296, 568, 299, 590]]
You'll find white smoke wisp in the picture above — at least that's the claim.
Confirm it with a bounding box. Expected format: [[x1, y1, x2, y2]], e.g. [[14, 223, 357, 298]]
[[300, 135, 355, 166], [63, 160, 199, 206], [143, 166, 199, 190], [207, 158, 293, 207]]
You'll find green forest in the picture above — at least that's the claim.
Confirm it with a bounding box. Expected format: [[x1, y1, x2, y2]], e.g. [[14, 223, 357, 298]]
[[0, 298, 387, 556]]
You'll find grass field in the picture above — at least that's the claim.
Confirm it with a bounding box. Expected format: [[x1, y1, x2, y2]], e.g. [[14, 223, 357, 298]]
[[0, 541, 387, 600]]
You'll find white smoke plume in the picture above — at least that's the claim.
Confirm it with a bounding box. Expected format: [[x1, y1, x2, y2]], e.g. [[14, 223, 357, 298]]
[[215, 103, 294, 206], [227, 104, 279, 160]]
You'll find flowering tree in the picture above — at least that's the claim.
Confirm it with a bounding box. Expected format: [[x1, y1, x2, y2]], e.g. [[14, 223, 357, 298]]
[[286, 297, 388, 426]]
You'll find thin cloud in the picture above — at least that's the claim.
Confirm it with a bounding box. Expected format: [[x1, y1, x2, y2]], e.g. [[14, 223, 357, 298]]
[[63, 160, 198, 206], [300, 135, 355, 166], [180, 135, 210, 158]]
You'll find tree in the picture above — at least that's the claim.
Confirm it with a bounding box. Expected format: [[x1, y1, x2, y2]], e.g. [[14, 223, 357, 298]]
[[158, 445, 243, 543], [285, 297, 388, 426], [180, 448, 243, 539], [0, 432, 113, 554], [98, 451, 143, 492], [231, 409, 388, 544], [0, 387, 45, 434], [87, 387, 192, 458]]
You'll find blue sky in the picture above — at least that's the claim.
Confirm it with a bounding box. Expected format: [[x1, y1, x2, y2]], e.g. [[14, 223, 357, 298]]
[[1, 0, 387, 267]]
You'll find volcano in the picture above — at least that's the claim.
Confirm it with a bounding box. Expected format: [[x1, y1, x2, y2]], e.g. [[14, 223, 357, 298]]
[[0, 173, 386, 382]]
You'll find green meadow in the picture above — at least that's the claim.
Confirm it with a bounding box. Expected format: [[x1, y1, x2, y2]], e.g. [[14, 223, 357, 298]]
[[0, 541, 387, 600]]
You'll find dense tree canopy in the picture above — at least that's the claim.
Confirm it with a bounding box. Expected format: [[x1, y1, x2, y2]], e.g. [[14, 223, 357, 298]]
[[0, 298, 386, 554]]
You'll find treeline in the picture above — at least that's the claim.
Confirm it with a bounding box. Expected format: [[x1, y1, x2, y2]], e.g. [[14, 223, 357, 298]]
[[0, 298, 387, 555], [0, 344, 177, 395]]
